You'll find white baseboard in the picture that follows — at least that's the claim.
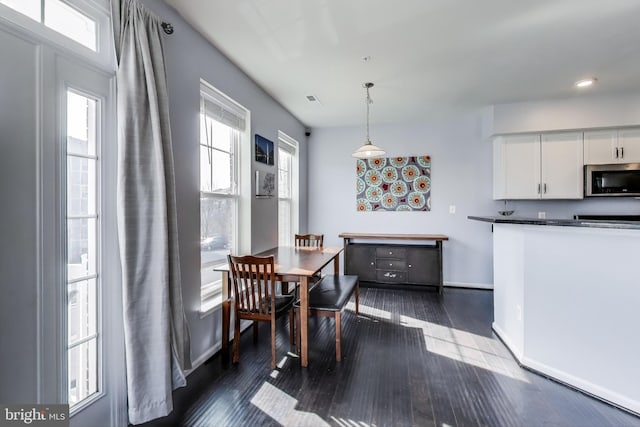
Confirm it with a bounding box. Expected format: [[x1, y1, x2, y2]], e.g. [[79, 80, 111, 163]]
[[492, 322, 639, 416], [491, 322, 523, 361], [185, 320, 253, 376], [186, 345, 221, 376], [445, 281, 493, 290], [521, 356, 640, 416]]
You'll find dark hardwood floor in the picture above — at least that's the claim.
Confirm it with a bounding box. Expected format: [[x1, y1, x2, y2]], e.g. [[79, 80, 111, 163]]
[[141, 287, 640, 427]]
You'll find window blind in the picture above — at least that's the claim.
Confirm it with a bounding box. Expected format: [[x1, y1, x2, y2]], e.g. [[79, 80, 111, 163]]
[[201, 84, 247, 131]]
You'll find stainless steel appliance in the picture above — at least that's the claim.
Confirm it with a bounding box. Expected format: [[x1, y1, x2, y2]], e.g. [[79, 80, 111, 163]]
[[584, 163, 640, 197], [574, 214, 640, 221]]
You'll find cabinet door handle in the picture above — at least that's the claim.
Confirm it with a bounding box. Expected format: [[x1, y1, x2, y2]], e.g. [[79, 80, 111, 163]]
[[408, 264, 412, 268], [543, 183, 547, 193], [621, 147, 624, 159], [537, 183, 541, 194], [616, 147, 619, 158], [370, 262, 374, 266]]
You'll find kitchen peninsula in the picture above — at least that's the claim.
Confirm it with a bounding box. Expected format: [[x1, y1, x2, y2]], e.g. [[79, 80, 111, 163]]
[[469, 216, 640, 415]]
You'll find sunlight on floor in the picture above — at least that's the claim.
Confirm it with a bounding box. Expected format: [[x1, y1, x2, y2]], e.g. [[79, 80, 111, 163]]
[[346, 302, 529, 383], [330, 415, 376, 427], [250, 382, 329, 427]]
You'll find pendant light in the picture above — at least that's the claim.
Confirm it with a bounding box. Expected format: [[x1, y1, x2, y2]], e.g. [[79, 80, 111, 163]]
[[352, 82, 386, 158]]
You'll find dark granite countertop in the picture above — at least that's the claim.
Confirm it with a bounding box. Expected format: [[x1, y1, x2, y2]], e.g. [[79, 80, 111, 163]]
[[468, 215, 640, 230]]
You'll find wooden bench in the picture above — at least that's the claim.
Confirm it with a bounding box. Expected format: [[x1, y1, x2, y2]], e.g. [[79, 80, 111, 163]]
[[295, 275, 359, 361]]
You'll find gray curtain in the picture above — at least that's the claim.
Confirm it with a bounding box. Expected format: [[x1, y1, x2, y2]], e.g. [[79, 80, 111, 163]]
[[111, 0, 191, 424]]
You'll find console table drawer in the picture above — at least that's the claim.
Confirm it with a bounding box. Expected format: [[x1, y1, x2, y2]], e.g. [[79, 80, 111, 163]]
[[375, 247, 406, 259], [376, 259, 406, 271], [376, 270, 407, 283]]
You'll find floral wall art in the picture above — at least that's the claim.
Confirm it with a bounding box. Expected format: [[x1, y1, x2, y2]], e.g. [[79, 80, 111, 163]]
[[356, 156, 431, 211]]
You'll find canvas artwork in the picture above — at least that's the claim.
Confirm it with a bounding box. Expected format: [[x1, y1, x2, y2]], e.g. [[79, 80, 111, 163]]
[[255, 134, 274, 165], [356, 156, 431, 211]]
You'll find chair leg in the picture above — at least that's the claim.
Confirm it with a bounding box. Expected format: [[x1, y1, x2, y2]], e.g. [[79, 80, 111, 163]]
[[233, 314, 241, 364], [253, 321, 259, 343], [289, 308, 295, 345], [271, 318, 277, 370], [295, 308, 301, 354], [335, 311, 342, 362], [282, 282, 289, 295]]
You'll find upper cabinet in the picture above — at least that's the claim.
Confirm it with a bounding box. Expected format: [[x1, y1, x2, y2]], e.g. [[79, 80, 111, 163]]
[[584, 128, 640, 164], [493, 132, 583, 200]]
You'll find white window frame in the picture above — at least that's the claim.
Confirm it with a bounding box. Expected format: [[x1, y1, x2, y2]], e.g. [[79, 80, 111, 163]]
[[199, 81, 249, 313], [0, 0, 113, 70], [277, 131, 299, 247], [65, 88, 102, 411]]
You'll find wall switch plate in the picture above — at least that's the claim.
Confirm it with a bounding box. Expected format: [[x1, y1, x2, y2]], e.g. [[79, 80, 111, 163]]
[[449, 205, 456, 214], [538, 211, 546, 219]]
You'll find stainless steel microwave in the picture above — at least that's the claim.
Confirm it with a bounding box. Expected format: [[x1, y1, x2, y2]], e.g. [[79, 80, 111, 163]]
[[585, 163, 640, 197]]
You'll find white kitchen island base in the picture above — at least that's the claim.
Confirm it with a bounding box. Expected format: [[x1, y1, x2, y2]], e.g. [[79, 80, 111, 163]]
[[491, 222, 640, 415]]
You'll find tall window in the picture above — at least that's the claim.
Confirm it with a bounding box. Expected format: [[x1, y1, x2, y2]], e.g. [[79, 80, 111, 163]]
[[200, 82, 248, 311], [278, 132, 299, 247], [0, 0, 97, 50], [66, 90, 100, 408]]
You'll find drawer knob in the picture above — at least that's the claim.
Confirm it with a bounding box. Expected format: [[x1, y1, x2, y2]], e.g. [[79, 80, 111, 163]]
[[370, 262, 374, 265], [390, 263, 393, 266], [409, 264, 412, 268]]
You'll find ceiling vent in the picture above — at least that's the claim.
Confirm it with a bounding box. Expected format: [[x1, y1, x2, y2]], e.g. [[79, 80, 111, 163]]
[[306, 95, 322, 104]]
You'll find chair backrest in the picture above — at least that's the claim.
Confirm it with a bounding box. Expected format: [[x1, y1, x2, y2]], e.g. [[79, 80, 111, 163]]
[[295, 233, 324, 248], [228, 255, 276, 317]]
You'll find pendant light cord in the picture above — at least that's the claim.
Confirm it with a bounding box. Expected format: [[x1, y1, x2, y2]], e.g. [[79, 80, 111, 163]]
[[365, 83, 373, 144]]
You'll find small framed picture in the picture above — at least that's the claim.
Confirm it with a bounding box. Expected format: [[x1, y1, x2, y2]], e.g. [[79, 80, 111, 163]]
[[255, 134, 274, 165], [255, 170, 275, 198]]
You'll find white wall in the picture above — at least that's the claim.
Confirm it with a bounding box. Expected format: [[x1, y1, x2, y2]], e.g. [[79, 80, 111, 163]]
[[308, 113, 497, 287], [493, 223, 640, 414], [144, 1, 308, 366]]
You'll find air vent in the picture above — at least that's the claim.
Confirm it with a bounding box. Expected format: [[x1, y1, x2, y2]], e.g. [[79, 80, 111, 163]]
[[306, 95, 321, 104]]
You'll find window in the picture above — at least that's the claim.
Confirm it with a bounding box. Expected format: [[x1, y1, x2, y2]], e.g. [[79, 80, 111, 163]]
[[0, 0, 98, 51], [66, 89, 100, 408], [278, 132, 299, 247], [200, 82, 248, 311]]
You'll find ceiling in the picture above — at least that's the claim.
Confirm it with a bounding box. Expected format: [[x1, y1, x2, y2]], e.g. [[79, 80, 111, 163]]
[[165, 0, 640, 128]]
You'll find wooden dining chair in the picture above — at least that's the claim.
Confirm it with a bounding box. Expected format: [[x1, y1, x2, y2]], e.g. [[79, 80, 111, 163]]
[[282, 233, 325, 296], [295, 233, 324, 248], [228, 254, 295, 369]]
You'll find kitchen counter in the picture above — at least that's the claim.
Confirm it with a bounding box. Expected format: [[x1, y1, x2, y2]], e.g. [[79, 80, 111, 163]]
[[473, 217, 640, 415], [468, 215, 640, 230]]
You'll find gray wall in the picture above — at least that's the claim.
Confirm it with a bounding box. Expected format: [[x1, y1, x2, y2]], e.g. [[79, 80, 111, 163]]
[[0, 28, 39, 403], [308, 95, 640, 288], [308, 113, 497, 287], [143, 1, 308, 366]]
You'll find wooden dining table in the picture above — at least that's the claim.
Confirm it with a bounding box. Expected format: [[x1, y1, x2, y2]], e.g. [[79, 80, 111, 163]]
[[216, 245, 344, 367]]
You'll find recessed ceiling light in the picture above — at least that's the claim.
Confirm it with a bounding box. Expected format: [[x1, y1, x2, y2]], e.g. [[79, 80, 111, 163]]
[[575, 78, 597, 88]]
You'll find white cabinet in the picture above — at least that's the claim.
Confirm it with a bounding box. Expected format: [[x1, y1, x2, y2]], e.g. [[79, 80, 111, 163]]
[[493, 132, 583, 200], [584, 128, 640, 164]]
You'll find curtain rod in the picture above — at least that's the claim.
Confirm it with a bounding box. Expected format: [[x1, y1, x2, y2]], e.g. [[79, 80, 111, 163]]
[[161, 22, 174, 35]]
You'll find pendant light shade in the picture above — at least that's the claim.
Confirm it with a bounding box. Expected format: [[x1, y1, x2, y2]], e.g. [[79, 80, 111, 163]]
[[352, 82, 385, 158], [352, 143, 386, 158]]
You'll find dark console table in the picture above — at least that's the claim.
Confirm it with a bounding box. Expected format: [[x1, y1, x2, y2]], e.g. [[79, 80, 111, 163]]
[[339, 233, 449, 295]]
